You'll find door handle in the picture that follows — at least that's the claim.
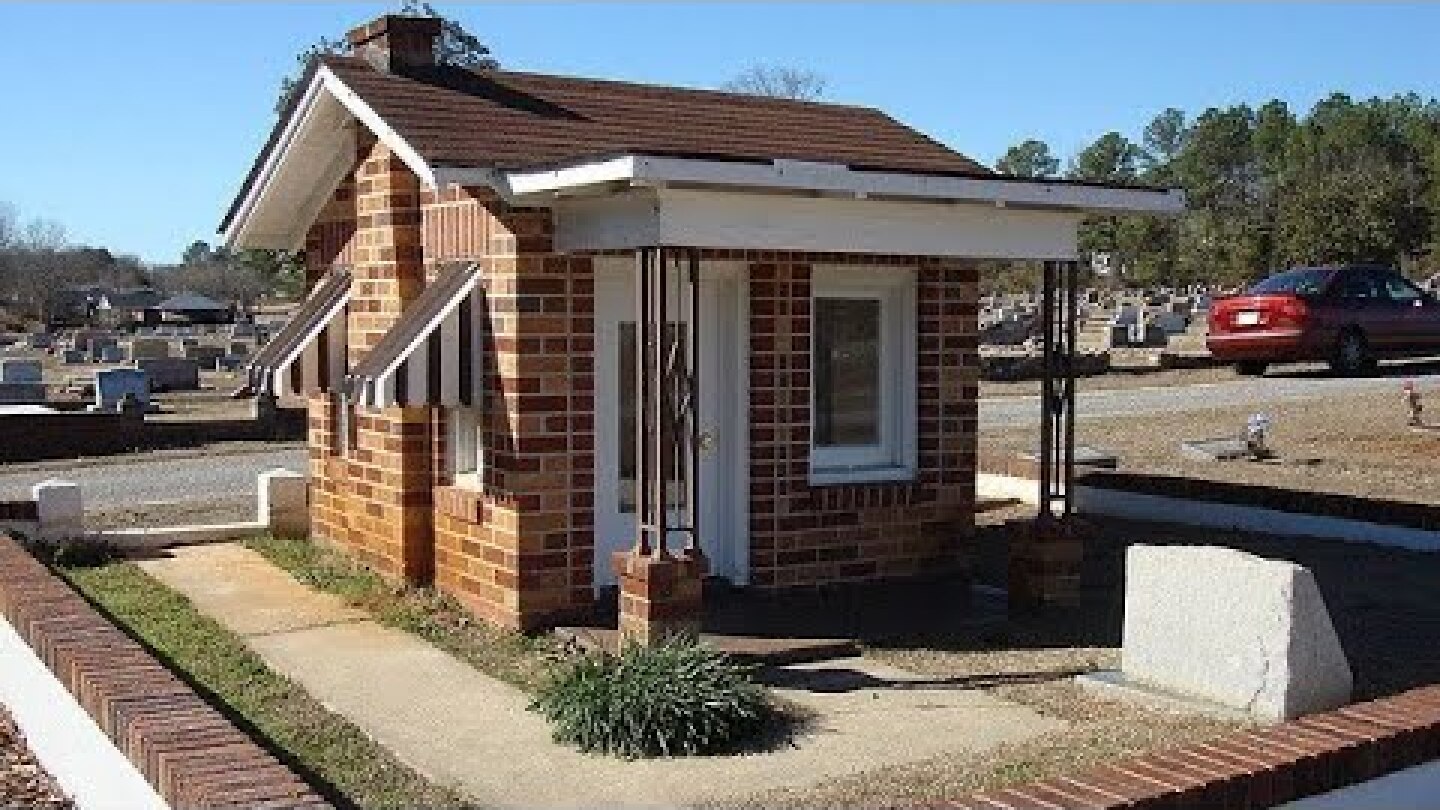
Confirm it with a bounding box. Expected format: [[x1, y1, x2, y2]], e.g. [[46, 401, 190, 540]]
[[698, 430, 717, 456]]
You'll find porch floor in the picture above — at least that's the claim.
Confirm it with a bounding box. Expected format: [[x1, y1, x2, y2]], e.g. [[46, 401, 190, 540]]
[[557, 572, 1007, 665]]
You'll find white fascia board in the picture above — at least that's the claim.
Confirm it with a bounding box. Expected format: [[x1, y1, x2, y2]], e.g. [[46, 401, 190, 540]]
[[221, 71, 328, 249], [505, 154, 1186, 215], [317, 66, 438, 188], [223, 66, 446, 250]]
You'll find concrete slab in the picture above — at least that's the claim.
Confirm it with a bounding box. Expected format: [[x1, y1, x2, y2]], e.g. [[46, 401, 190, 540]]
[[138, 543, 365, 637], [144, 543, 1063, 809]]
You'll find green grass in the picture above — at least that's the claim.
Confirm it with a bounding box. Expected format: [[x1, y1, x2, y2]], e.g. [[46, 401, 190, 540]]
[[58, 561, 474, 810], [245, 534, 556, 692]]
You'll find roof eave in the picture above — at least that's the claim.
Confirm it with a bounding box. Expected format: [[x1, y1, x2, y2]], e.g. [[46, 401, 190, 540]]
[[500, 154, 1187, 215]]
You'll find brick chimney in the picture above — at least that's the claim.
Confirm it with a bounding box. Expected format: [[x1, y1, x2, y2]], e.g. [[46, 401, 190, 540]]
[[346, 15, 442, 73]]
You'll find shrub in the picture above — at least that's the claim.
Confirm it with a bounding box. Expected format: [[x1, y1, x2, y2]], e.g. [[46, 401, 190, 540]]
[[529, 636, 771, 758]]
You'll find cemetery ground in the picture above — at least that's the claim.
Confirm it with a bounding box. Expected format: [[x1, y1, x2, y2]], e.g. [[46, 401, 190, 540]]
[[725, 505, 1440, 808], [984, 379, 1440, 505], [55, 502, 1440, 807]]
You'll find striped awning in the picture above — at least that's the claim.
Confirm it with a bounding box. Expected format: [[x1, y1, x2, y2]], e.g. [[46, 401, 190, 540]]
[[346, 263, 484, 410], [247, 267, 351, 397]]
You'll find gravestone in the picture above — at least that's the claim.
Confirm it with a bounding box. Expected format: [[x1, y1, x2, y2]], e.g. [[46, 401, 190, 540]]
[[0, 382, 46, 405], [136, 357, 200, 392], [184, 345, 225, 369], [0, 359, 42, 384], [26, 333, 52, 350], [1020, 444, 1118, 469], [93, 368, 150, 413], [1150, 311, 1189, 336], [61, 349, 86, 364], [1179, 437, 1250, 461], [99, 345, 126, 364], [88, 337, 118, 361], [128, 337, 170, 360], [1079, 546, 1352, 722]]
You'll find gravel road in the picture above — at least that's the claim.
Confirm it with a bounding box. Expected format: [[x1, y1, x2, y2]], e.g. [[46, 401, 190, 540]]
[[981, 363, 1440, 428], [0, 445, 306, 510]]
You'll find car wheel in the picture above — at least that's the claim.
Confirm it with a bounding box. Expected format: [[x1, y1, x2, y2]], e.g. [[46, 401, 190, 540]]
[[1235, 360, 1268, 377], [1330, 329, 1376, 376]]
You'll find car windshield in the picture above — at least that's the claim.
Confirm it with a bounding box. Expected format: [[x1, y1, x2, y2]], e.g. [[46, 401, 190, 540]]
[[1248, 268, 1333, 296]]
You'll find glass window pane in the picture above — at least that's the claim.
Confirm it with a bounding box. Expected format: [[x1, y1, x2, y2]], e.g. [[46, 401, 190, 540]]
[[814, 298, 881, 447]]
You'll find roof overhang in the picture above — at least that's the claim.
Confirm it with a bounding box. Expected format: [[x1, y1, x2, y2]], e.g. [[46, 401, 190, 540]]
[[496, 155, 1186, 216], [223, 67, 1183, 253], [222, 65, 450, 251]]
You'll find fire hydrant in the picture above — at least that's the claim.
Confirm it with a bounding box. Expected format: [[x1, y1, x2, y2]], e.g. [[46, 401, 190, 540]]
[[1404, 380, 1423, 427]]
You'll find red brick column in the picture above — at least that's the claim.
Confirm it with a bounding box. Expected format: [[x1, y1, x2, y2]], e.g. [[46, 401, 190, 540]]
[[332, 134, 434, 584], [612, 550, 707, 645], [426, 195, 597, 631], [1008, 513, 1084, 609]]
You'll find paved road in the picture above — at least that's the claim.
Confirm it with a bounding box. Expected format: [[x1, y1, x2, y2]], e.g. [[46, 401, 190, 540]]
[[982, 364, 1440, 428], [0, 446, 307, 510], [3, 362, 1438, 508]]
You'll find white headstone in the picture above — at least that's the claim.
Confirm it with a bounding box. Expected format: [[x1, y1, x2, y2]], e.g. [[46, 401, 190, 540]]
[[94, 368, 150, 413], [32, 480, 84, 545], [257, 468, 307, 537], [1121, 545, 1352, 721]]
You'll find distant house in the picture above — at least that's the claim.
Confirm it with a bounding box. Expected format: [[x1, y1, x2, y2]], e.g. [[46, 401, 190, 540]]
[[95, 287, 166, 327], [146, 292, 235, 326]]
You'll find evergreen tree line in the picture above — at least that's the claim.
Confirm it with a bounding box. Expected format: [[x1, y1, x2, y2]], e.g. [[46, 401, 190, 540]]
[[995, 93, 1440, 291]]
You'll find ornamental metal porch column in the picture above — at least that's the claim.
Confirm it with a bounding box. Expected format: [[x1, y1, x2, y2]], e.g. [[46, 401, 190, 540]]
[[615, 246, 706, 644], [1037, 259, 1079, 518], [632, 246, 702, 558], [1010, 258, 1083, 611]]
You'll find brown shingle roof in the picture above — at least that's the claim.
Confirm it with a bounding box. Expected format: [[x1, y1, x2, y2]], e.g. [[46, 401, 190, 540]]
[[323, 56, 988, 175], [222, 56, 992, 232]]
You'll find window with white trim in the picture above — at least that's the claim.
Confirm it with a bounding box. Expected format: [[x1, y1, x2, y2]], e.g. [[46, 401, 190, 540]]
[[449, 407, 484, 487], [810, 267, 916, 484]]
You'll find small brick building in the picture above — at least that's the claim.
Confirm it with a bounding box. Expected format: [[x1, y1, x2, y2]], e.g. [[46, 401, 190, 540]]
[[228, 15, 1179, 635]]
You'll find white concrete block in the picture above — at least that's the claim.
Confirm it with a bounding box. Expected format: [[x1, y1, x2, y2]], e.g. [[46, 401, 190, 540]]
[[1122, 545, 1352, 722], [258, 468, 307, 538], [31, 480, 83, 545]]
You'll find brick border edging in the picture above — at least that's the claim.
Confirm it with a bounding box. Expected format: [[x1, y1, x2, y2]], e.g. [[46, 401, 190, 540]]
[[942, 685, 1440, 809], [0, 535, 331, 809]]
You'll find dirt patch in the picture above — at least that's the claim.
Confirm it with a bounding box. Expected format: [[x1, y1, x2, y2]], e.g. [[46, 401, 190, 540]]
[[984, 388, 1440, 505], [734, 505, 1440, 806], [87, 499, 254, 530]]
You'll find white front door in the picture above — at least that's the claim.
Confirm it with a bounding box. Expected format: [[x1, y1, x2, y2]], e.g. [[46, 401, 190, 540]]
[[593, 258, 747, 588]]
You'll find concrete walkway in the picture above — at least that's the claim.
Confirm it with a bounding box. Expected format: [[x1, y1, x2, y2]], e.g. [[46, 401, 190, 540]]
[[139, 543, 1063, 809]]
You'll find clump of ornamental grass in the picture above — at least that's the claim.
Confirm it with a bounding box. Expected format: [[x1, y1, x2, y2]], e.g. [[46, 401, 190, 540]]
[[529, 635, 772, 759]]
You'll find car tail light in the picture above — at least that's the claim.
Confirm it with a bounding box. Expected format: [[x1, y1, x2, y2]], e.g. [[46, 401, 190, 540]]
[[1272, 297, 1309, 328]]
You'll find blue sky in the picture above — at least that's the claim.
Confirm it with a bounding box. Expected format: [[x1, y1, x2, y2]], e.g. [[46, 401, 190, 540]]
[[2, 2, 1438, 264]]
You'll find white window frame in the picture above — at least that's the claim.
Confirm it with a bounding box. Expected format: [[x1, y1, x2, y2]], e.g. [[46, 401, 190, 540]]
[[809, 266, 917, 485], [448, 406, 484, 489]]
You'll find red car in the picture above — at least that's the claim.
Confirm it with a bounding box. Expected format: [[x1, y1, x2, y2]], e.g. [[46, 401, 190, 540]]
[[1207, 264, 1440, 376]]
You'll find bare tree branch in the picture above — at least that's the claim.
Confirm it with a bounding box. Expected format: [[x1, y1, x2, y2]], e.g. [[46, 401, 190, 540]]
[[722, 65, 827, 101]]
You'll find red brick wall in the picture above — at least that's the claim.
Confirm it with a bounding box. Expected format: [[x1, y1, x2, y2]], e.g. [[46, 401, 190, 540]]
[[306, 134, 434, 584], [422, 188, 598, 631], [745, 256, 978, 587], [300, 157, 979, 627]]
